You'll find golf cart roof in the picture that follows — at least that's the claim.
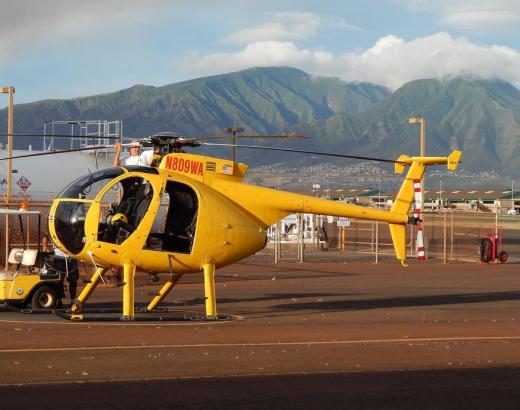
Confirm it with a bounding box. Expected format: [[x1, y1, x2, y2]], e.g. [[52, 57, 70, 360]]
[[0, 208, 41, 215]]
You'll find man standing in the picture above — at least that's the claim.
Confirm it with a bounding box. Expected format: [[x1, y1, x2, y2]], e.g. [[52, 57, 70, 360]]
[[113, 140, 153, 167]]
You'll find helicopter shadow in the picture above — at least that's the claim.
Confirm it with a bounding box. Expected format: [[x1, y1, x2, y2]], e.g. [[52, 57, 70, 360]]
[[147, 292, 353, 308], [211, 263, 364, 285], [237, 262, 366, 277], [214, 292, 352, 305], [259, 290, 520, 318]]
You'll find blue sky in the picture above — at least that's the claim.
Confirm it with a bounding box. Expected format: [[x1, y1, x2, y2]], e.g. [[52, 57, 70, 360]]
[[1, 0, 519, 107]]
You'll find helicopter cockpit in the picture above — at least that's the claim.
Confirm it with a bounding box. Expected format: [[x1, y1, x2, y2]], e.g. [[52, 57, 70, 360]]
[[54, 168, 124, 254], [52, 166, 199, 257], [53, 167, 157, 255]]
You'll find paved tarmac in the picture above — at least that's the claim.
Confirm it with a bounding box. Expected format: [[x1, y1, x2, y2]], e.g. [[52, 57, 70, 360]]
[[1, 261, 520, 408]]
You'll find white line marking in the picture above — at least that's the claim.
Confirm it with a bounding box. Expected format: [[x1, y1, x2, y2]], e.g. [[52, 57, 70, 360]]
[[2, 335, 520, 354]]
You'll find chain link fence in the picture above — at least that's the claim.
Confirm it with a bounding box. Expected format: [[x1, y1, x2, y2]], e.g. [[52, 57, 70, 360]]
[[0, 202, 120, 284], [1, 203, 518, 276], [265, 211, 520, 264]]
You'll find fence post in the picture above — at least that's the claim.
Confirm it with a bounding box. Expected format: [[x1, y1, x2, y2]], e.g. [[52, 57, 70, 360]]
[[371, 221, 374, 253], [298, 213, 304, 263], [4, 214, 8, 270], [450, 211, 454, 261], [443, 211, 447, 264], [408, 223, 413, 258], [375, 220, 379, 264], [274, 220, 280, 264]]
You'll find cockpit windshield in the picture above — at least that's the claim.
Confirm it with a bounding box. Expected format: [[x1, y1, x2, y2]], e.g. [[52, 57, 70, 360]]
[[54, 201, 91, 254], [59, 168, 125, 200]]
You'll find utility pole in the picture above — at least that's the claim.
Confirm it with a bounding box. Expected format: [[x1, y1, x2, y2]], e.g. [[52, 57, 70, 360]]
[[1, 86, 14, 270], [1, 86, 15, 202], [408, 117, 427, 257], [408, 117, 425, 193]]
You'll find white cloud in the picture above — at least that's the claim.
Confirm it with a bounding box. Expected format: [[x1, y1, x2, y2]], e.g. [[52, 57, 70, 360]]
[[405, 0, 520, 29], [0, 0, 165, 60], [222, 11, 361, 45], [183, 41, 334, 75], [180, 32, 520, 90]]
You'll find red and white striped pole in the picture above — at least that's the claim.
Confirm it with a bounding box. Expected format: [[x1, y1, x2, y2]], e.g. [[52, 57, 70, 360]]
[[413, 179, 425, 260]]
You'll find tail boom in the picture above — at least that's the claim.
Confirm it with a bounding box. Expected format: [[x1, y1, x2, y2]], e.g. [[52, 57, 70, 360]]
[[212, 150, 461, 265]]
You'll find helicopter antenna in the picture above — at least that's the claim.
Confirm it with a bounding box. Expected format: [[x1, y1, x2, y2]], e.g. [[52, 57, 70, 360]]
[[223, 127, 244, 163], [201, 142, 406, 164]]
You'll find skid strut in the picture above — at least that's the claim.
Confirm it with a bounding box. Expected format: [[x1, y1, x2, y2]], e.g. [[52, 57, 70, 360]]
[[122, 262, 136, 320], [203, 260, 217, 318], [58, 260, 222, 321], [70, 267, 107, 320], [146, 273, 183, 312]]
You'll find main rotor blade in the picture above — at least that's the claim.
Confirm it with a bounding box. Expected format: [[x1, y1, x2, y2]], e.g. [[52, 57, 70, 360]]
[[201, 142, 404, 164], [0, 133, 124, 140], [196, 135, 307, 140], [0, 145, 114, 161]]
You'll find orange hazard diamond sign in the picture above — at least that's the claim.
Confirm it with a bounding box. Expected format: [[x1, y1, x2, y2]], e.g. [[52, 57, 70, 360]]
[[16, 176, 31, 191]]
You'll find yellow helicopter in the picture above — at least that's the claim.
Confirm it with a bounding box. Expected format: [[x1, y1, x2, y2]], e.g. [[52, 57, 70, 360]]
[[3, 133, 461, 320]]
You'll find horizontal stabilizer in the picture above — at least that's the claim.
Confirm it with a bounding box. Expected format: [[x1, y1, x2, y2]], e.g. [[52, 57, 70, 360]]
[[447, 150, 462, 171]]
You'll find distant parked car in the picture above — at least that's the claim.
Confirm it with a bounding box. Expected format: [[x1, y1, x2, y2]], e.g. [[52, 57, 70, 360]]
[[507, 209, 518, 216]]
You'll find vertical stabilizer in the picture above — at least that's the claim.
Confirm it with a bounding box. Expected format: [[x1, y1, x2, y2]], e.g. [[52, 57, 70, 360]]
[[388, 150, 462, 264], [388, 223, 407, 265]]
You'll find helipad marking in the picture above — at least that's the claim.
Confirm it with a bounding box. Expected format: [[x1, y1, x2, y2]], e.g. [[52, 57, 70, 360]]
[[1, 335, 520, 354]]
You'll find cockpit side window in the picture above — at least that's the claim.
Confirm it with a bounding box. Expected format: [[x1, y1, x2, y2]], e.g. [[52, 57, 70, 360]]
[[146, 181, 198, 253], [98, 177, 154, 245]]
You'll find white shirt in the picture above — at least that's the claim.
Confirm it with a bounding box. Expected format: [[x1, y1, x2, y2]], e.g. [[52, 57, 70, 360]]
[[124, 150, 153, 166]]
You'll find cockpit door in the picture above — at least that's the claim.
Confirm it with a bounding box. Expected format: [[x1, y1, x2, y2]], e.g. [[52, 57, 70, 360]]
[[97, 176, 157, 245], [145, 181, 199, 254]]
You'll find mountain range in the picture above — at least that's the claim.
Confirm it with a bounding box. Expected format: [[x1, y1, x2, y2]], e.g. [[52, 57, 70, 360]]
[[1, 67, 519, 178]]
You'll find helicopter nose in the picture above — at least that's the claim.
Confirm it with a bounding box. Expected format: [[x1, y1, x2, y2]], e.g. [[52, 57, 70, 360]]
[[53, 201, 90, 255]]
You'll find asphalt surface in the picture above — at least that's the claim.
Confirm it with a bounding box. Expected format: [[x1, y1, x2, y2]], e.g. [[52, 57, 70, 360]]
[[1, 261, 520, 408]]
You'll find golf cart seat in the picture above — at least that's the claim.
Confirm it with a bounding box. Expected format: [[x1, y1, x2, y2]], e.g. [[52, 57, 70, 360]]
[[8, 248, 24, 265], [7, 248, 38, 274], [21, 250, 38, 267]]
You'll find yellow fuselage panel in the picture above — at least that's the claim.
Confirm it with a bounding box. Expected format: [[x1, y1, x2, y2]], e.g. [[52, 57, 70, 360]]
[[159, 153, 247, 183], [49, 169, 266, 273]]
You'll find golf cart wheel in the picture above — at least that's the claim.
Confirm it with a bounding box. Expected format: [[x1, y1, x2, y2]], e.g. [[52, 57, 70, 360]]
[[498, 251, 508, 263], [31, 286, 59, 309]]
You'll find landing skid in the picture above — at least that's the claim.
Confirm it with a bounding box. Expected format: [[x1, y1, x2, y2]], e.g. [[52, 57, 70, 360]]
[[5, 304, 63, 315], [55, 310, 233, 322]]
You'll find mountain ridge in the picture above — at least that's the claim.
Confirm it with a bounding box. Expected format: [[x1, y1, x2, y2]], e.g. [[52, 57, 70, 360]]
[[0, 67, 518, 177]]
